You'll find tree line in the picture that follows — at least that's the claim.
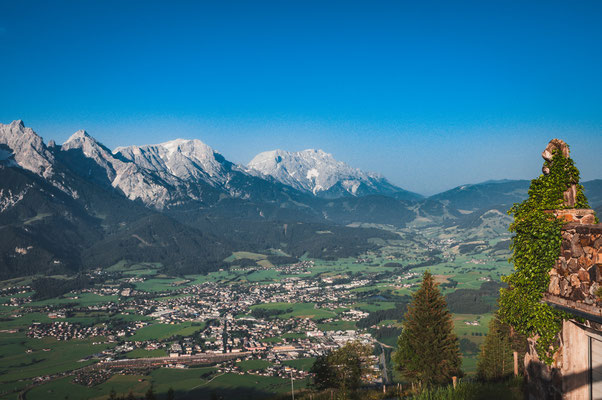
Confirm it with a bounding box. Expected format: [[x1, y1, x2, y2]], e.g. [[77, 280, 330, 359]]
[[310, 271, 527, 398]]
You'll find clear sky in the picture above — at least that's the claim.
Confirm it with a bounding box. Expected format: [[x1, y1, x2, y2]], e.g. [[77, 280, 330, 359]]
[[0, 1, 600, 195]]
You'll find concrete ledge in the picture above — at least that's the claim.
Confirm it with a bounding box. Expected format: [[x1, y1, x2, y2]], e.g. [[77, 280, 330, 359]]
[[573, 224, 602, 235], [546, 209, 597, 225], [543, 293, 602, 323]]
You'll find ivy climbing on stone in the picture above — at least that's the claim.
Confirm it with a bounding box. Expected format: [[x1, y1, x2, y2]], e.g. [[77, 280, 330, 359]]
[[499, 146, 590, 365]]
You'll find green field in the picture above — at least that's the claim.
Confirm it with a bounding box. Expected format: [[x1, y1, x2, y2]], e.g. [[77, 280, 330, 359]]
[[106, 261, 162, 273], [26, 369, 307, 400], [0, 334, 113, 384], [352, 301, 396, 312], [127, 322, 205, 341], [201, 373, 306, 397], [317, 320, 357, 331], [28, 293, 119, 307], [27, 375, 147, 400], [26, 366, 219, 400], [134, 278, 182, 292], [0, 312, 52, 330], [236, 359, 272, 371], [244, 269, 280, 282], [229, 251, 268, 261], [250, 302, 336, 320], [453, 313, 492, 337], [150, 367, 217, 394], [283, 357, 316, 371]]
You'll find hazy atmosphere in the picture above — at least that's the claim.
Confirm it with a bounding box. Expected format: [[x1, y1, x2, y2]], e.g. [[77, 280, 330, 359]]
[[1, 1, 601, 195]]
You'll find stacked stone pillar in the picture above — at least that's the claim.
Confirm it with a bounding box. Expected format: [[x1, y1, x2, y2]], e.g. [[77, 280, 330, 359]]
[[547, 209, 602, 305]]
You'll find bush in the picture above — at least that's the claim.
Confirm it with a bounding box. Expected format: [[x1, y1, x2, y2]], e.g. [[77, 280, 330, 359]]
[[408, 378, 524, 400]]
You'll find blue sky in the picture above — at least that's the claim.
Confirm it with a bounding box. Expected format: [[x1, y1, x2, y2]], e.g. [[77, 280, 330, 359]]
[[0, 1, 601, 195]]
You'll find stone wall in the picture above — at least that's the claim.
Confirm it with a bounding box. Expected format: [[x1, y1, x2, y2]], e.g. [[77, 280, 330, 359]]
[[525, 209, 602, 399], [547, 209, 602, 305], [524, 320, 597, 400]]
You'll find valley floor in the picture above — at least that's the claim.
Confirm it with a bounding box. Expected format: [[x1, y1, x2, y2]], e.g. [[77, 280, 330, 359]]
[[0, 224, 513, 400]]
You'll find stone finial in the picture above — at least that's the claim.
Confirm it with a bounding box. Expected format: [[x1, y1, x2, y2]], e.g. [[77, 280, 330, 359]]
[[542, 139, 570, 175], [542, 139, 577, 207]]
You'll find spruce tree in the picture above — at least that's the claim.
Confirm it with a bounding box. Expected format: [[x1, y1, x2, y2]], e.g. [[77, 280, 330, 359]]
[[477, 314, 528, 381], [393, 270, 461, 386], [310, 341, 373, 395], [310, 354, 335, 390], [477, 315, 514, 381]]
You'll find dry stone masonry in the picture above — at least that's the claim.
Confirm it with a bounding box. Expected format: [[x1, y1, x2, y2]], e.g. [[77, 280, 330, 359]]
[[548, 209, 602, 306]]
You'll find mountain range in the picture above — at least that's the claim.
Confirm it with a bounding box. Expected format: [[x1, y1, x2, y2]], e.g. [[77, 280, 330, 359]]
[[1, 120, 601, 279]]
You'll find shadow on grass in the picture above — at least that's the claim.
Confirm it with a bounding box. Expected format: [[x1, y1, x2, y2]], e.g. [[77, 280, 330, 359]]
[[177, 386, 275, 400]]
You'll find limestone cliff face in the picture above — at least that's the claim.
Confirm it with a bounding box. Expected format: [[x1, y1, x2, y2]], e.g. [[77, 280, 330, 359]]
[[62, 131, 197, 209], [0, 120, 54, 179], [115, 139, 227, 183]]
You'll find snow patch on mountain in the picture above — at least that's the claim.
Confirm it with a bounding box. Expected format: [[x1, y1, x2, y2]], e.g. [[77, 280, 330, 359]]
[[0, 187, 29, 212]]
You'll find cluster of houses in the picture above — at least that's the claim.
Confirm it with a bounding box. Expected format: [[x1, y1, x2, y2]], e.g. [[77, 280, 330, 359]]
[[27, 320, 148, 340], [0, 249, 430, 393], [28, 321, 114, 340]]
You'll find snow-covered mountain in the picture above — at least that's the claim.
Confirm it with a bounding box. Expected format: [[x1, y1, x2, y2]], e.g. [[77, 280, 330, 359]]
[[248, 149, 413, 198]]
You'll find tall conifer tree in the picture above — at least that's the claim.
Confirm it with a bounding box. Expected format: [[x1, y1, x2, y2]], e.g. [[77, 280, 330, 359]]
[[477, 313, 528, 380], [393, 271, 461, 386], [477, 315, 514, 380]]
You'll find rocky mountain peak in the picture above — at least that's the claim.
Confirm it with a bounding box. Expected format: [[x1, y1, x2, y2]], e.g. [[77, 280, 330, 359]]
[[63, 129, 92, 144], [61, 129, 115, 162], [11, 119, 25, 128], [115, 138, 226, 181], [248, 148, 397, 197], [0, 120, 54, 178]]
